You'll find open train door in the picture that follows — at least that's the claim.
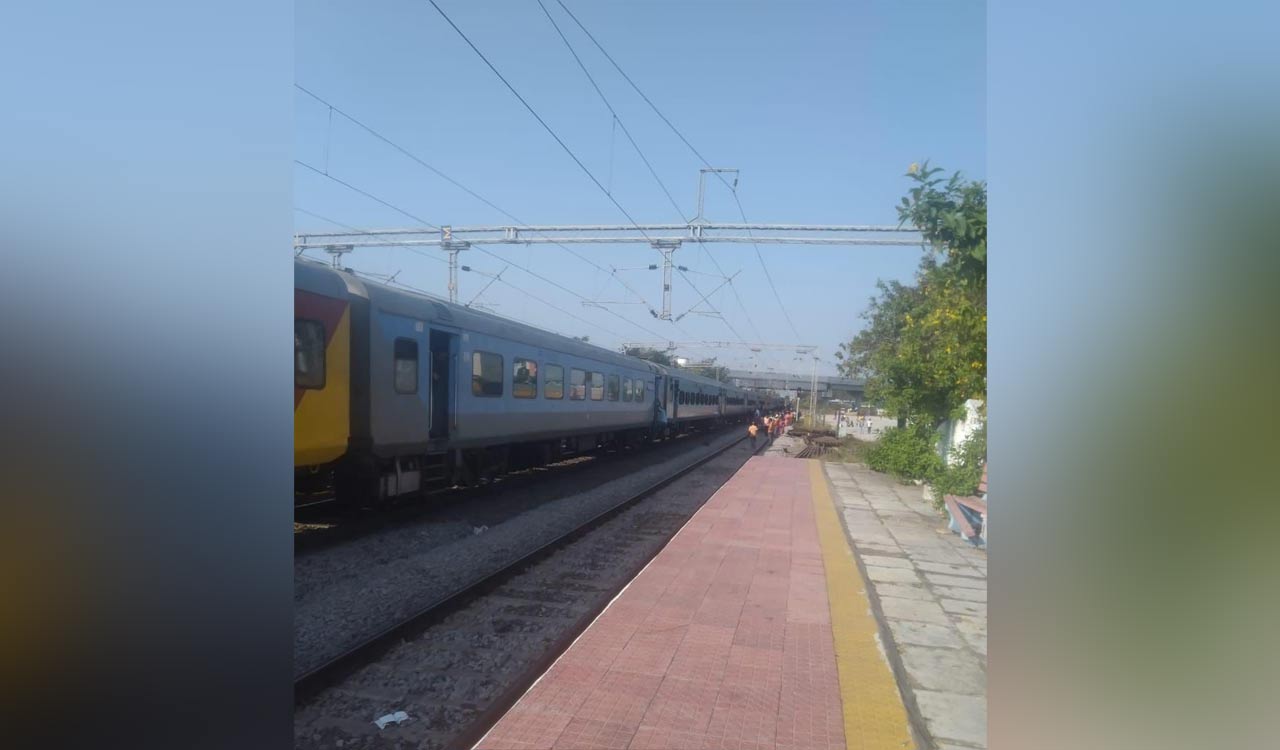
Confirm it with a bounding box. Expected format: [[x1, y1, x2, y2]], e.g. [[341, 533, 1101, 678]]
[[429, 329, 457, 440]]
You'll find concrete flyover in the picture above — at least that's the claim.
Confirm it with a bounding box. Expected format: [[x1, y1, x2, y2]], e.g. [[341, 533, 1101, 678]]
[[724, 369, 865, 403]]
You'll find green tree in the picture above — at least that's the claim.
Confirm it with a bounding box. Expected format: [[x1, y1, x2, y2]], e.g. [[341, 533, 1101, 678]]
[[837, 162, 986, 427], [686, 360, 730, 382], [899, 160, 986, 284], [624, 347, 673, 367]]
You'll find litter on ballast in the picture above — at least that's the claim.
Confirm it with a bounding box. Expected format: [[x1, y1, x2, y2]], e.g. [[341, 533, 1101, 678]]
[[373, 711, 409, 730]]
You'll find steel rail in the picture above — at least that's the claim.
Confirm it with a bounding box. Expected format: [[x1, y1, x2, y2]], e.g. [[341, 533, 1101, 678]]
[[294, 428, 762, 707]]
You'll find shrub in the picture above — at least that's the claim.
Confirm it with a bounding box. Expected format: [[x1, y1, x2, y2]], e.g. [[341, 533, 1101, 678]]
[[929, 424, 986, 509], [866, 422, 943, 481]]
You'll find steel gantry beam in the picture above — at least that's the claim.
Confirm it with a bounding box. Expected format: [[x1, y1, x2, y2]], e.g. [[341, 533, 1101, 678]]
[[295, 221, 922, 317], [621, 341, 819, 353]]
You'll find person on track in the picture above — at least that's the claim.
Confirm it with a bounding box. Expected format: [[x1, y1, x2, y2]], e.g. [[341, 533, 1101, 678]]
[[748, 421, 759, 449]]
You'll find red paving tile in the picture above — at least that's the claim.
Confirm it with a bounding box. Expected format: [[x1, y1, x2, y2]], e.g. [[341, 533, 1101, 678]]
[[476, 457, 846, 750]]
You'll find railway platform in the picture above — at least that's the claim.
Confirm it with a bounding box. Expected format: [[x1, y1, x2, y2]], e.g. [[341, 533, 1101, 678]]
[[475, 455, 918, 750]]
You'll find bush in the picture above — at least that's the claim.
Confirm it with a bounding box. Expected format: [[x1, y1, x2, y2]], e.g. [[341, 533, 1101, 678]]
[[866, 422, 943, 481], [929, 424, 986, 508]]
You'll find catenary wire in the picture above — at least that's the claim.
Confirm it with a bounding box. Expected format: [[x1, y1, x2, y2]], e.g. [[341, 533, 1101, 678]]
[[295, 83, 660, 313], [422, 0, 738, 344], [554, 0, 803, 342], [295, 164, 671, 341], [533, 0, 688, 223]]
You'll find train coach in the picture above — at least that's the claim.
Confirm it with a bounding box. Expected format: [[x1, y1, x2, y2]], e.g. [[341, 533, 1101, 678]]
[[295, 258, 753, 505]]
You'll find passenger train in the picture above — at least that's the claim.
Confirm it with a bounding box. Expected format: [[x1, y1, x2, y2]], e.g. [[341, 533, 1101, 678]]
[[295, 258, 773, 505]]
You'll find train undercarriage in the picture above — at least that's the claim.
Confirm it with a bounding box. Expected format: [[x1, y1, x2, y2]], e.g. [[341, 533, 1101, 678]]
[[295, 415, 744, 509]]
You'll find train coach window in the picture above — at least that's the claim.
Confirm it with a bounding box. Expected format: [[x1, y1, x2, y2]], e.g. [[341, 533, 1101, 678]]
[[545, 364, 564, 399], [472, 351, 503, 397], [570, 368, 586, 400], [591, 372, 605, 401], [295, 319, 326, 389], [513, 358, 538, 399], [623, 377, 632, 402], [607, 374, 620, 401], [394, 338, 418, 394]]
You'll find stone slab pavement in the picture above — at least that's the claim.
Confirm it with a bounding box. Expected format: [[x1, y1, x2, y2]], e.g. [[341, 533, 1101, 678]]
[[822, 462, 988, 750]]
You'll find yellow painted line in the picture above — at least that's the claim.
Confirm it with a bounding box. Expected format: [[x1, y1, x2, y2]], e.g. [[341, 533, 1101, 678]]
[[809, 460, 915, 750]]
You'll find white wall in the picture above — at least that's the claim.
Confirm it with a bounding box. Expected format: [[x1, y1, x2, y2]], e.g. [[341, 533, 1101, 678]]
[[941, 399, 985, 465]]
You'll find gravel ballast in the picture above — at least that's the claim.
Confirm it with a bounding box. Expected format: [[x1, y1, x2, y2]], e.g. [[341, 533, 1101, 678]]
[[295, 428, 746, 679], [295, 434, 756, 749]]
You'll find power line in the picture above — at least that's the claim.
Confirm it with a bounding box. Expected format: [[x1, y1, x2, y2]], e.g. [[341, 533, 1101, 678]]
[[294, 207, 445, 265], [555, 0, 723, 188], [469, 244, 670, 340], [295, 159, 440, 230], [494, 276, 625, 341], [465, 268, 507, 308], [554, 0, 802, 339], [295, 83, 659, 313], [297, 162, 671, 341], [423, 0, 734, 341], [423, 0, 640, 232], [533, 0, 687, 222], [732, 189, 802, 338], [293, 206, 451, 272], [531, 0, 736, 346], [292, 208, 633, 343]]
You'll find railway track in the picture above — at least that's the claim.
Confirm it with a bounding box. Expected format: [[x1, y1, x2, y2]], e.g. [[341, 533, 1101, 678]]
[[295, 431, 765, 749], [293, 429, 727, 557]]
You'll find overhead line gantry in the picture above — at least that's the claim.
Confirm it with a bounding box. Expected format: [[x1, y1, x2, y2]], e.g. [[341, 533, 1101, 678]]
[[294, 221, 922, 320]]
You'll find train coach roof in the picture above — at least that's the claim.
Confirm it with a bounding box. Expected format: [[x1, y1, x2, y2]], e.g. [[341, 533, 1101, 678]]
[[650, 363, 744, 394], [296, 257, 661, 374], [296, 255, 369, 300]]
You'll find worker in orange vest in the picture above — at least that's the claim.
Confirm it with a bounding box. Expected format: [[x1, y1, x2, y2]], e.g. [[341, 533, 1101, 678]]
[[748, 421, 759, 449]]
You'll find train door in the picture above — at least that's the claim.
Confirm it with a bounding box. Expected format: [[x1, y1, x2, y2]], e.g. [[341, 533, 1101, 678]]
[[429, 329, 456, 439], [670, 378, 679, 419]]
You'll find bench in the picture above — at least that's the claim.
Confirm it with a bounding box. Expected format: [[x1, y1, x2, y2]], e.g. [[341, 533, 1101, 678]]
[[943, 465, 987, 548]]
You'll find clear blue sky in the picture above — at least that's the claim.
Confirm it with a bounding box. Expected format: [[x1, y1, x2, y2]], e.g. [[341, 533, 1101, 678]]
[[295, 0, 985, 375]]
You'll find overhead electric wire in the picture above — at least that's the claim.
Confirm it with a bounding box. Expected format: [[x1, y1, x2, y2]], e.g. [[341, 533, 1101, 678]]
[[554, 0, 724, 189], [293, 205, 448, 267], [532, 0, 743, 341], [554, 0, 803, 341], [464, 267, 505, 308], [468, 243, 669, 339], [292, 208, 631, 342], [533, 0, 688, 223], [297, 159, 671, 342], [295, 159, 440, 231], [732, 190, 802, 339], [423, 0, 732, 342], [295, 84, 659, 313], [494, 276, 625, 340], [423, 0, 644, 234]]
